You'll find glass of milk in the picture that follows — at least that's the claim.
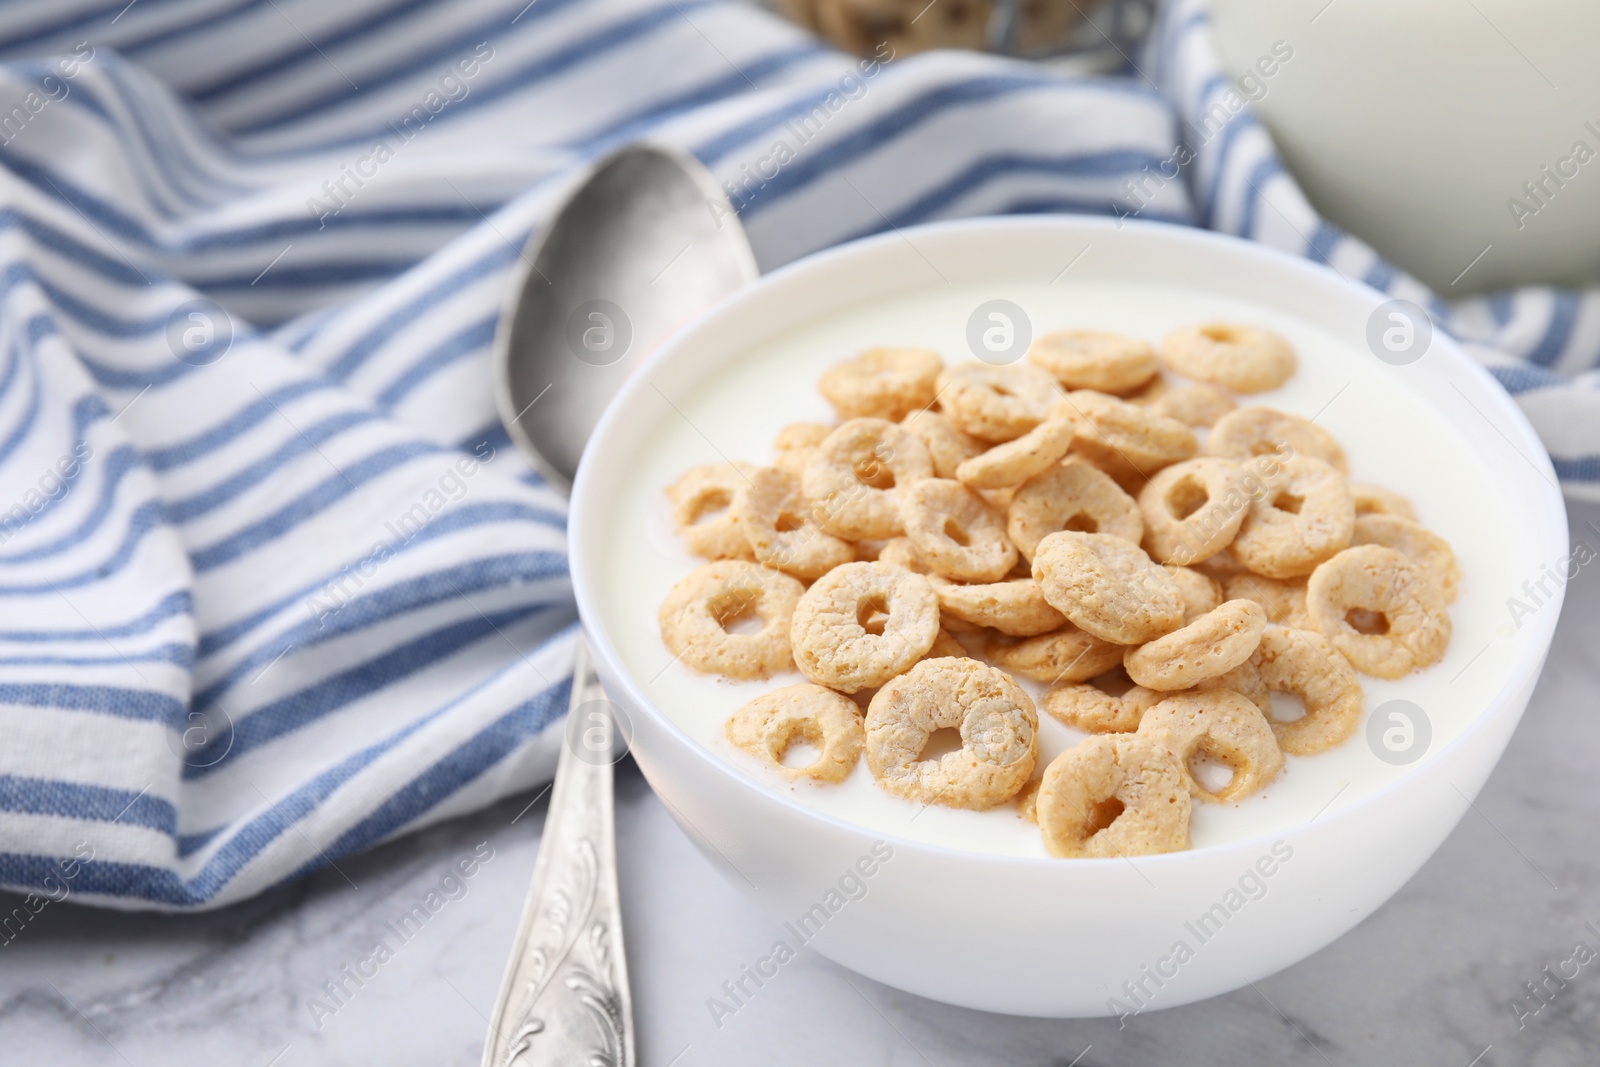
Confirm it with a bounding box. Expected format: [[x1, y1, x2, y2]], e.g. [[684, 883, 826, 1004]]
[[1209, 0, 1600, 292]]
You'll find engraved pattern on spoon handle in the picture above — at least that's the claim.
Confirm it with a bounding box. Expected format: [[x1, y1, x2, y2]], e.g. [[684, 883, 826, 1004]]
[[482, 635, 633, 1067]]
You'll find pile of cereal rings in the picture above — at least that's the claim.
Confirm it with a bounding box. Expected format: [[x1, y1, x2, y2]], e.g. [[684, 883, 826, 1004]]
[[656, 324, 1458, 858]]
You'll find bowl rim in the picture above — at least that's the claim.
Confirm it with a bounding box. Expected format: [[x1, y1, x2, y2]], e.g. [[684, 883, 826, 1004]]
[[569, 214, 1569, 870]]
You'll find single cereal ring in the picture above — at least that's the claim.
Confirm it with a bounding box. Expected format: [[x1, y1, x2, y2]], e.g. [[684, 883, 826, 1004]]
[[1250, 627, 1363, 754], [666, 462, 757, 560], [955, 417, 1075, 489], [725, 684, 864, 783], [1222, 572, 1312, 629], [790, 561, 940, 693], [658, 561, 805, 679], [1041, 674, 1165, 733], [900, 478, 1017, 583], [1031, 531, 1186, 645], [802, 418, 933, 540], [1232, 456, 1354, 579], [936, 361, 1063, 442], [1026, 330, 1159, 395], [1124, 599, 1266, 691], [1053, 390, 1198, 484], [1136, 690, 1283, 803], [929, 575, 1067, 636], [980, 625, 1127, 684], [1149, 382, 1236, 428], [772, 422, 832, 476], [1166, 565, 1223, 621], [1350, 482, 1417, 521], [1008, 458, 1143, 561], [901, 409, 981, 478], [1205, 407, 1348, 474], [865, 657, 1037, 810], [1036, 735, 1191, 858], [1304, 545, 1451, 678], [1138, 458, 1252, 565], [1350, 513, 1459, 602], [819, 347, 942, 422], [1159, 322, 1295, 393], [734, 467, 854, 579]]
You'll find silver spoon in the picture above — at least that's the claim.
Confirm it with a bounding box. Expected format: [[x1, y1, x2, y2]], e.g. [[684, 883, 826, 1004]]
[[482, 144, 757, 1067]]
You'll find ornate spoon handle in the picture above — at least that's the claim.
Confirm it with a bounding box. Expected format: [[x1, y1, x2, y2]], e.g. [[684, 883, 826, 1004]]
[[482, 634, 634, 1067]]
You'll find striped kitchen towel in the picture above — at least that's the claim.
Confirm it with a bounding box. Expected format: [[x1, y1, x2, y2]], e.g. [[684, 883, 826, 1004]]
[[0, 0, 1591, 911]]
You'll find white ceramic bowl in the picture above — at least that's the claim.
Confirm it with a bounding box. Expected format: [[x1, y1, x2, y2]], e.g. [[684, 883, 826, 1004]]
[[569, 217, 1566, 1017]]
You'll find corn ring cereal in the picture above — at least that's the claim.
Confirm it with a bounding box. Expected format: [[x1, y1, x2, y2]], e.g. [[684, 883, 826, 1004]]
[[901, 478, 1018, 582], [819, 346, 943, 422], [924, 628, 970, 660], [1350, 482, 1417, 520], [1221, 572, 1312, 629], [1041, 675, 1165, 734], [901, 409, 982, 478], [1166, 565, 1223, 621], [1026, 329, 1159, 395], [1159, 322, 1295, 393], [734, 466, 854, 579], [865, 657, 1038, 809], [667, 462, 758, 560], [1008, 457, 1143, 562], [1350, 513, 1459, 603], [928, 574, 1067, 636], [1053, 389, 1198, 485], [1036, 735, 1191, 858], [1136, 690, 1283, 803], [1031, 531, 1186, 645], [1138, 457, 1252, 566], [726, 684, 864, 782], [980, 625, 1127, 683], [802, 417, 933, 540], [775, 422, 832, 451], [1194, 658, 1273, 719], [658, 560, 805, 679], [1123, 599, 1266, 692], [1232, 455, 1354, 579], [936, 361, 1064, 441], [1304, 545, 1451, 678], [955, 416, 1075, 489], [1148, 382, 1236, 428], [772, 421, 832, 476], [790, 561, 940, 693], [1250, 627, 1364, 755], [1205, 406, 1348, 473], [877, 536, 929, 573]]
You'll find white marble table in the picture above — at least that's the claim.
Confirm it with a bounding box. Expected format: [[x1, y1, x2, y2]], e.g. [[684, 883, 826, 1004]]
[[6, 504, 1599, 1067]]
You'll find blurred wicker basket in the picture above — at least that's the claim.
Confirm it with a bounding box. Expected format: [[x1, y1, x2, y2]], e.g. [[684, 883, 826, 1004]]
[[775, 0, 1151, 62]]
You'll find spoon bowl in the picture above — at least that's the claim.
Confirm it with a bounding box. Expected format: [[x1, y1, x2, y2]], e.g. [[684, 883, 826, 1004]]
[[493, 143, 758, 491]]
